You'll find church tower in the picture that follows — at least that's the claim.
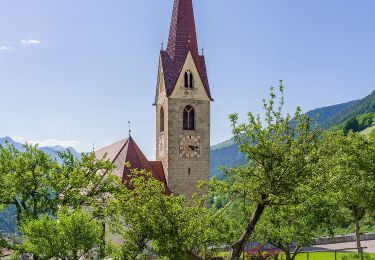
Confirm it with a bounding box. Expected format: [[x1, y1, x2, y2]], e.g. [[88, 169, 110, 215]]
[[155, 0, 212, 197]]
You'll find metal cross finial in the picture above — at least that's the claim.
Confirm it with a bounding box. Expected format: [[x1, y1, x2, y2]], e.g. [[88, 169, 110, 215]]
[[128, 121, 132, 137], [161, 40, 164, 50]]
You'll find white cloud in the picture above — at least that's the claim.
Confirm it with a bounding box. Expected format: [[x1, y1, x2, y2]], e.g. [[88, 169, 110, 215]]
[[12, 136, 26, 143], [28, 139, 80, 149], [21, 39, 41, 45], [0, 46, 13, 51]]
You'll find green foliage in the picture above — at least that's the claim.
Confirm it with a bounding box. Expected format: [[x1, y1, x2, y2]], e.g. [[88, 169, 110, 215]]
[[114, 168, 232, 260], [0, 142, 123, 258], [0, 143, 122, 223], [320, 132, 375, 213], [343, 117, 360, 134], [0, 143, 59, 221], [328, 112, 375, 134], [0, 234, 8, 257], [322, 90, 375, 129], [254, 189, 343, 259], [208, 82, 322, 259], [19, 208, 103, 260], [210, 139, 247, 179], [210, 91, 375, 180], [357, 112, 375, 128], [319, 131, 375, 257], [370, 127, 375, 139]]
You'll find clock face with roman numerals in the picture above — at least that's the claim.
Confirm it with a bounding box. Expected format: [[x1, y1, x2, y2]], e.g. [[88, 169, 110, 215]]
[[179, 135, 200, 158]]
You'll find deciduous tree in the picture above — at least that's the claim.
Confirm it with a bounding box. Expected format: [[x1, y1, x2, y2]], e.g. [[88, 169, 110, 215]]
[[208, 82, 322, 259], [254, 187, 342, 260], [20, 208, 103, 260], [114, 168, 232, 260], [0, 143, 123, 258], [319, 131, 375, 260]]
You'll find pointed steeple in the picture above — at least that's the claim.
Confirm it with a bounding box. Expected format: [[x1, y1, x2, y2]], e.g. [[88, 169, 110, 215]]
[[167, 0, 199, 60], [160, 0, 212, 100]]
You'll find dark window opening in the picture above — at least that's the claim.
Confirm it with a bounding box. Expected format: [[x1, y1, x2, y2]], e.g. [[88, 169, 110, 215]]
[[188, 168, 191, 175], [183, 105, 195, 130], [184, 72, 189, 88], [189, 73, 194, 88], [160, 107, 165, 132], [184, 70, 194, 89]]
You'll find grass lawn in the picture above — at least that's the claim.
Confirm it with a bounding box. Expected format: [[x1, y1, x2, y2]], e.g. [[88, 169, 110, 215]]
[[217, 251, 375, 260], [286, 251, 375, 260], [361, 125, 375, 137]]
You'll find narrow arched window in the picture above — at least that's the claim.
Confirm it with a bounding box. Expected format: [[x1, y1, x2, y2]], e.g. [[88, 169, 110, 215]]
[[183, 105, 195, 130], [189, 73, 194, 88], [184, 70, 194, 89], [160, 107, 165, 132], [184, 72, 189, 88]]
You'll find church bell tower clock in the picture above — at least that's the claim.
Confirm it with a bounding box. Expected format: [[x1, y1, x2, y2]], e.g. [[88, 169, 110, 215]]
[[155, 0, 212, 197]]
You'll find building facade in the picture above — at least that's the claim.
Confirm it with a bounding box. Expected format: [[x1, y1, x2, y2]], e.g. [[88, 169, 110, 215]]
[[155, 0, 212, 197], [96, 0, 212, 198]]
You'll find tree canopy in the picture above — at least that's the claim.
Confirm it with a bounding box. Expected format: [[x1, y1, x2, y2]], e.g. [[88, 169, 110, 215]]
[[207, 82, 322, 259]]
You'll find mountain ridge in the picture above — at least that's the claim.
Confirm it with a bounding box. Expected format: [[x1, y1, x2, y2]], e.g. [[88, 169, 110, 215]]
[[0, 137, 81, 161], [210, 89, 375, 178]]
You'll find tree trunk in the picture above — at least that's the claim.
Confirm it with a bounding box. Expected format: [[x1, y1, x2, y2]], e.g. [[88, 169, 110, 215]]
[[354, 209, 363, 260], [290, 245, 302, 260], [231, 203, 265, 260], [188, 252, 203, 260], [284, 250, 291, 260], [99, 222, 106, 259]]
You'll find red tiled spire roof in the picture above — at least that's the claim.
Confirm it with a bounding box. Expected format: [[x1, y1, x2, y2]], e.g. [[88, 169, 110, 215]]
[[161, 0, 212, 100], [95, 137, 171, 195], [167, 0, 199, 60]]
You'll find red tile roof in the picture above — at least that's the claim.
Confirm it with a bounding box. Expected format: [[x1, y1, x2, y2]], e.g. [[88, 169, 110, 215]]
[[95, 137, 170, 194], [149, 161, 171, 195], [95, 138, 128, 164], [161, 0, 212, 100]]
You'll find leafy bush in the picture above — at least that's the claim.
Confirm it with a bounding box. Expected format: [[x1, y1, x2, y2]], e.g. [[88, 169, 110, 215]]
[[246, 245, 280, 260]]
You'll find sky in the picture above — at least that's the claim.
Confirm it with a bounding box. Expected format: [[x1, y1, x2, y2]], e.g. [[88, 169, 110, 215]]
[[0, 0, 374, 157]]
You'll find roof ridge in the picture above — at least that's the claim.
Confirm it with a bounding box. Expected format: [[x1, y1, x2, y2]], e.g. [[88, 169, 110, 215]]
[[167, 0, 198, 59], [95, 138, 128, 153], [161, 0, 212, 100]]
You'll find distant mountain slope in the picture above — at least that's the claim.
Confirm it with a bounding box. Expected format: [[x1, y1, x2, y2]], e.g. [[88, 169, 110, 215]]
[[328, 112, 375, 133], [305, 100, 358, 128], [0, 137, 81, 161], [210, 138, 246, 179], [308, 90, 375, 129], [210, 90, 375, 178], [324, 91, 375, 128]]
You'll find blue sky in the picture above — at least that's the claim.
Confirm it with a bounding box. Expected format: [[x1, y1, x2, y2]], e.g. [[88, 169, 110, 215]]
[[0, 0, 374, 157]]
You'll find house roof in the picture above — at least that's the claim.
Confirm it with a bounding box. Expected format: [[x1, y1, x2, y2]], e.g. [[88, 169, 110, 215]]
[[161, 0, 212, 100], [95, 137, 170, 194]]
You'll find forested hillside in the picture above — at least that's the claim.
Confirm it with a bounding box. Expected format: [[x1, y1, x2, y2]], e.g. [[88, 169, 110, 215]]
[[328, 112, 375, 133], [210, 90, 375, 178], [311, 90, 375, 129], [210, 139, 246, 179]]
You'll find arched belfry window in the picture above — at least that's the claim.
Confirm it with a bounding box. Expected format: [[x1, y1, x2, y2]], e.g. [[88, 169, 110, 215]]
[[183, 105, 195, 130], [184, 70, 194, 89], [160, 107, 165, 132]]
